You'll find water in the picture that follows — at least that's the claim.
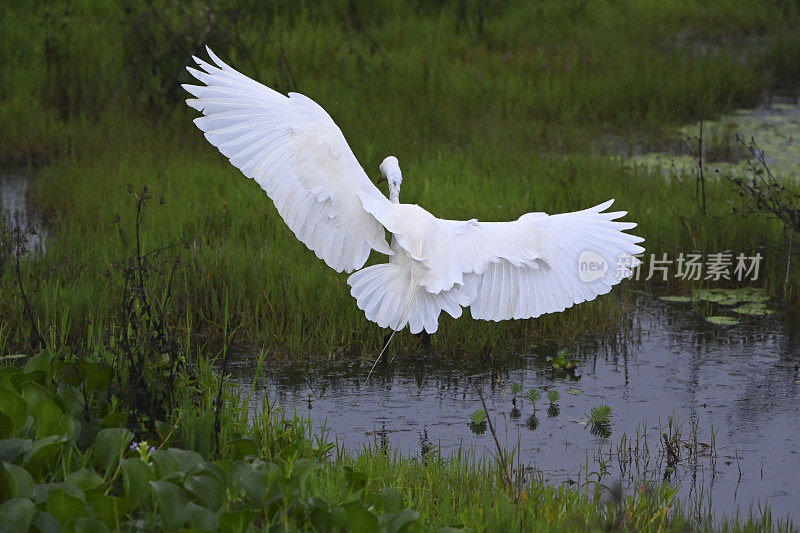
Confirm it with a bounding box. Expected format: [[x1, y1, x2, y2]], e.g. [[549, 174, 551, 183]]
[[0, 171, 46, 253], [622, 97, 800, 181], [232, 298, 800, 523]]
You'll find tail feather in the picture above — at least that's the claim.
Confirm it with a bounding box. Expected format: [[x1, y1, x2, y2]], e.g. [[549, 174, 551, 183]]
[[348, 263, 469, 334]]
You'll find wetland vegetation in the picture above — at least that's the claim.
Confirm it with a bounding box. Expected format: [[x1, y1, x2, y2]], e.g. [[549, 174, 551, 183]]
[[2, 0, 800, 530]]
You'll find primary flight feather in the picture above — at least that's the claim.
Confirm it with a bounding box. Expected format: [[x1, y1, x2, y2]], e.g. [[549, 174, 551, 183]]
[[184, 48, 644, 335]]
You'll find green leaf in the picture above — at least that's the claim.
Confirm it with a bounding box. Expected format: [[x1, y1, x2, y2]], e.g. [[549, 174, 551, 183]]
[[149, 449, 180, 479], [24, 351, 55, 374], [100, 411, 129, 428], [34, 399, 66, 439], [0, 412, 12, 439], [94, 428, 133, 474], [56, 383, 84, 418], [381, 487, 403, 513], [0, 438, 32, 463], [149, 480, 189, 528], [0, 388, 28, 433], [46, 487, 87, 524], [88, 493, 130, 527], [21, 382, 50, 416], [229, 437, 259, 460], [66, 468, 105, 492], [289, 458, 319, 489], [183, 473, 224, 511], [79, 361, 112, 393], [166, 448, 203, 473], [380, 509, 420, 533], [217, 510, 256, 533], [74, 517, 110, 533], [229, 461, 267, 506], [0, 462, 34, 499], [0, 498, 36, 532], [185, 502, 219, 531], [343, 500, 379, 533], [23, 435, 67, 478], [30, 511, 60, 533], [120, 458, 155, 508]]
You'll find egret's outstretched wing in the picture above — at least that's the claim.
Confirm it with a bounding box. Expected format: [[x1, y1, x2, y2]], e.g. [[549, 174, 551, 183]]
[[356, 197, 644, 329], [449, 200, 644, 320], [183, 48, 392, 272]]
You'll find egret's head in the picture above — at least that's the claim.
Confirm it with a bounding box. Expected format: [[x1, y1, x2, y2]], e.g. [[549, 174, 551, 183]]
[[379, 155, 402, 203]]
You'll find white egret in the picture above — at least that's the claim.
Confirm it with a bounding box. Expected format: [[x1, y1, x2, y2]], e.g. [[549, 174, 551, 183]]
[[183, 48, 644, 340]]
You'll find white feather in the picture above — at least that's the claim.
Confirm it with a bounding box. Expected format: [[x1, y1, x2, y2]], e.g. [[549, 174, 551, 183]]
[[186, 49, 645, 335]]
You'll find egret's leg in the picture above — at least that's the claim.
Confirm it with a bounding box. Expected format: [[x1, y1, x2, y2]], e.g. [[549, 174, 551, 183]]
[[382, 332, 392, 368], [416, 331, 431, 354]]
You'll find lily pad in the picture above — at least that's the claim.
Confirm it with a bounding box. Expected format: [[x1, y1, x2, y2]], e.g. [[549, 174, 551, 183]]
[[706, 316, 740, 326], [566, 388, 583, 395], [659, 295, 691, 303], [732, 303, 774, 316]]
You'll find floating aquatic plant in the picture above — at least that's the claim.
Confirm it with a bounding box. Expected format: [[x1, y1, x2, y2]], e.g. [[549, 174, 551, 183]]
[[469, 409, 487, 435], [659, 295, 691, 303], [566, 388, 583, 395], [547, 349, 578, 372], [732, 303, 774, 316], [586, 405, 612, 437], [705, 315, 740, 326], [470, 409, 487, 425], [547, 390, 560, 405], [526, 389, 541, 410]]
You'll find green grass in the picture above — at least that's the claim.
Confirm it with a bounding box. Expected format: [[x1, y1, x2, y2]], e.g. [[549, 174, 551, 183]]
[[2, 0, 800, 360]]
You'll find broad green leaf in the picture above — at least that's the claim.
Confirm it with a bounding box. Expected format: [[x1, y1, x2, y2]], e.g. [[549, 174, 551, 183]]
[[187, 462, 227, 488], [21, 382, 50, 417], [229, 461, 267, 506], [94, 428, 133, 474], [79, 361, 112, 393], [0, 388, 28, 432], [0, 498, 36, 532], [100, 411, 129, 428], [166, 448, 203, 473], [30, 511, 60, 533], [343, 500, 379, 533], [76, 420, 102, 451], [23, 435, 67, 478], [149, 480, 189, 528], [217, 510, 256, 533], [120, 458, 155, 508], [289, 458, 319, 489], [183, 473, 223, 511], [74, 517, 110, 533], [381, 487, 403, 513], [229, 437, 259, 459], [66, 468, 105, 492], [1, 462, 34, 499], [0, 412, 12, 439], [150, 450, 180, 479], [89, 493, 131, 527], [185, 502, 219, 531], [56, 383, 84, 418], [380, 509, 420, 533], [34, 399, 66, 439], [0, 438, 32, 463], [46, 487, 87, 524], [24, 351, 55, 374]]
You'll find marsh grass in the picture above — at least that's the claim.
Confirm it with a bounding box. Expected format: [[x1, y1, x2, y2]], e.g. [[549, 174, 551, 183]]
[[2, 0, 800, 359]]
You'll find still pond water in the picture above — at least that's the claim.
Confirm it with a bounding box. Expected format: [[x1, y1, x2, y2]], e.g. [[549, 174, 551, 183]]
[[232, 298, 800, 523]]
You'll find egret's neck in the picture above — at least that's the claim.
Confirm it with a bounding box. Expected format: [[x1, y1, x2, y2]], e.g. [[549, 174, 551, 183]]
[[388, 181, 401, 204]]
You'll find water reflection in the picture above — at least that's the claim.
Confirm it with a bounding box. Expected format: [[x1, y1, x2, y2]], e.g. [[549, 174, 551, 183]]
[[1, 172, 46, 253], [231, 298, 800, 522]]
